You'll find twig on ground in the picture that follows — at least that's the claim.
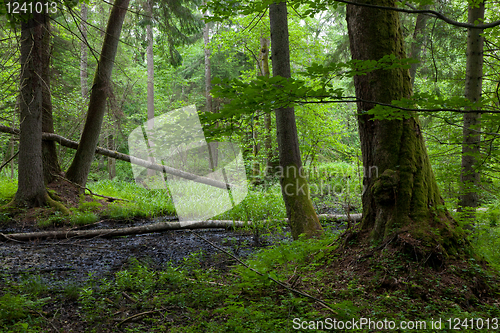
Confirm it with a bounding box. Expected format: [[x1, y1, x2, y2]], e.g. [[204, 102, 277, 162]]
[[54, 175, 129, 202], [121, 291, 137, 303], [0, 232, 25, 243], [192, 232, 338, 314], [186, 277, 226, 287], [33, 310, 60, 333], [116, 309, 164, 327]]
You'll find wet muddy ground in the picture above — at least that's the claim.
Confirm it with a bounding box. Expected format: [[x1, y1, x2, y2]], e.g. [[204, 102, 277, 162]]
[[0, 216, 346, 288], [0, 217, 295, 286]]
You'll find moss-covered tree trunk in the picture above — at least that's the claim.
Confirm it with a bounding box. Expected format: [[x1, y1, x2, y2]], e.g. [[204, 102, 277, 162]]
[[269, 1, 323, 239], [346, 0, 464, 253]]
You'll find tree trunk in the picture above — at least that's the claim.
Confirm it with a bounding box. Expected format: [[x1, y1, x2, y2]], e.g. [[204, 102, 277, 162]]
[[0, 125, 238, 190], [459, 1, 484, 220], [145, 0, 158, 178], [259, 37, 277, 175], [41, 16, 61, 184], [346, 0, 463, 252], [203, 7, 212, 114], [65, 0, 130, 187], [107, 134, 116, 180], [9, 116, 15, 179], [409, 7, 430, 86], [15, 12, 47, 207], [203, 5, 219, 171], [80, 3, 89, 99], [269, 2, 323, 240]]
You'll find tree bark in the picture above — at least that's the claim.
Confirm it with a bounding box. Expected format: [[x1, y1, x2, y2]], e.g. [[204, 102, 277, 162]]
[[203, 7, 212, 114], [16, 12, 47, 207], [107, 134, 116, 180], [259, 37, 277, 175], [409, 7, 430, 86], [9, 116, 15, 179], [459, 1, 484, 220], [65, 0, 131, 187], [269, 1, 323, 240], [346, 0, 463, 252], [80, 3, 89, 99], [41, 16, 61, 184]]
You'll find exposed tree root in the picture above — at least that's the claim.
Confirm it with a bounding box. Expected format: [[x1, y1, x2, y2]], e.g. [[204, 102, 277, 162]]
[[45, 192, 71, 215]]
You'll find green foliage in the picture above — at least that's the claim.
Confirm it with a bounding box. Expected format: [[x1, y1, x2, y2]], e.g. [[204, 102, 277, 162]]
[[307, 162, 362, 211], [0, 293, 48, 323], [473, 221, 500, 271], [214, 185, 286, 221], [115, 258, 157, 293], [87, 179, 176, 218], [0, 177, 17, 205], [70, 211, 99, 226]]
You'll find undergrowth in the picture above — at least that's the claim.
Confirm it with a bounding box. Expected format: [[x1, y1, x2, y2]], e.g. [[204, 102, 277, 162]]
[[1, 225, 499, 332]]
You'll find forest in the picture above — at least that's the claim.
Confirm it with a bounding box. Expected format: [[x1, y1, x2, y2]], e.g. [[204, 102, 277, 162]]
[[1, 0, 500, 331]]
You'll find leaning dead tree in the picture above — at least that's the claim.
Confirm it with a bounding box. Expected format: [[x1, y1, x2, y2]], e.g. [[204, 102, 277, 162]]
[[0, 125, 233, 190]]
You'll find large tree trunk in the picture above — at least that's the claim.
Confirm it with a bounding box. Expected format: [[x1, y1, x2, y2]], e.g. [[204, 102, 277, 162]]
[[459, 1, 484, 221], [346, 0, 462, 252], [15, 12, 47, 207], [65, 0, 130, 187], [269, 2, 323, 240], [41, 16, 61, 184]]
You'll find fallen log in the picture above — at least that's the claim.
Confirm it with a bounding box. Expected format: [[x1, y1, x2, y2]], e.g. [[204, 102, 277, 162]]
[[0, 125, 234, 190], [0, 214, 362, 242], [0, 220, 250, 241], [318, 213, 362, 222]]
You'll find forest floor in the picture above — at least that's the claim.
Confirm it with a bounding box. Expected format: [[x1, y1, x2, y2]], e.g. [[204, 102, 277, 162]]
[[1, 180, 500, 332]]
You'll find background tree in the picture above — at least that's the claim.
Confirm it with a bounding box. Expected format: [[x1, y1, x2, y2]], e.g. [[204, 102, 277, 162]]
[[65, 0, 131, 187], [459, 0, 485, 220], [41, 16, 61, 184], [269, 1, 323, 239]]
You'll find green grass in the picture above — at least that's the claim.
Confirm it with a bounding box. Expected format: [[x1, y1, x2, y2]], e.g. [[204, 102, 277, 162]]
[[1, 223, 500, 332], [0, 177, 16, 205], [87, 179, 176, 218], [214, 184, 286, 221]]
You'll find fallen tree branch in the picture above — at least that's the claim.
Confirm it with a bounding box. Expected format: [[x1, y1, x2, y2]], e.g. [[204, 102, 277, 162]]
[[0, 214, 361, 242], [116, 308, 164, 328], [0, 125, 235, 190], [0, 220, 251, 241], [54, 175, 128, 202], [0, 150, 18, 173], [318, 213, 362, 223], [192, 232, 338, 314]]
